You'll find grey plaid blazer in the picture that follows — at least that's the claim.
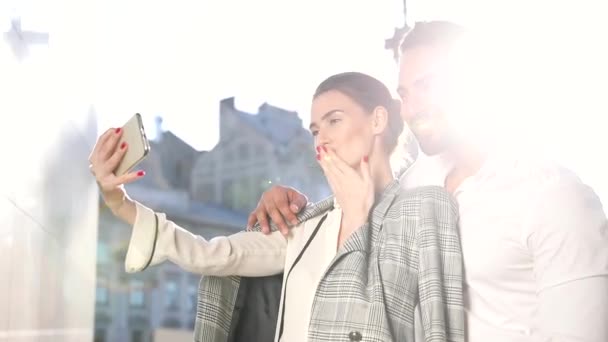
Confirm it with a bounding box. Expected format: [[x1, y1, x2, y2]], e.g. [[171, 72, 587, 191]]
[[194, 181, 464, 342]]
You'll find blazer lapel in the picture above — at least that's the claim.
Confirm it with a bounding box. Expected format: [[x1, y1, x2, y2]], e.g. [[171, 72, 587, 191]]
[[334, 179, 401, 258]]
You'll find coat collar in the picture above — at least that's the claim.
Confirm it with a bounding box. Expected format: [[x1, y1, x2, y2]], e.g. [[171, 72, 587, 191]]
[[336, 179, 401, 257], [249, 178, 401, 256]]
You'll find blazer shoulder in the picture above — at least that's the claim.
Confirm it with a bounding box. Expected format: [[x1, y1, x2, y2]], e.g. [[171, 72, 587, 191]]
[[390, 185, 458, 217]]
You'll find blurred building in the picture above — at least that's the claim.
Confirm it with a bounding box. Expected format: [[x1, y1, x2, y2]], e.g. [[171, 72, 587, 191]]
[[94, 187, 246, 342], [191, 97, 329, 213], [94, 99, 328, 342]]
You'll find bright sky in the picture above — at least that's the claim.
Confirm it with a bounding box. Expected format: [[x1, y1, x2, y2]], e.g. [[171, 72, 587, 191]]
[[90, 0, 607, 154], [93, 0, 403, 150], [2, 0, 606, 200]]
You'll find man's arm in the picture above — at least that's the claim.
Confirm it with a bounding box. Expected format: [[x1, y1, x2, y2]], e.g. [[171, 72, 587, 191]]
[[525, 179, 608, 341]]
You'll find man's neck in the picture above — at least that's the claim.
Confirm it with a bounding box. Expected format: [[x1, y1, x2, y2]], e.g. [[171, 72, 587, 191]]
[[445, 140, 487, 174], [441, 141, 488, 192]]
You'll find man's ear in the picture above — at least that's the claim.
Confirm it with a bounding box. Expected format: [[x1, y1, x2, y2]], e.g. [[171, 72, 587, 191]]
[[371, 106, 389, 135]]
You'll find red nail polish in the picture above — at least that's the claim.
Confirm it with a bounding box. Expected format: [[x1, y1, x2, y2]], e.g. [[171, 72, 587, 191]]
[[363, 155, 369, 162], [120, 142, 127, 149], [115, 128, 121, 134], [322, 146, 327, 153], [316, 146, 320, 153], [316, 154, 321, 160], [137, 170, 145, 177]]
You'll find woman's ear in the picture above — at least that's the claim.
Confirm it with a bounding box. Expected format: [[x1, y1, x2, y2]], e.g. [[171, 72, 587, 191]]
[[371, 106, 389, 136]]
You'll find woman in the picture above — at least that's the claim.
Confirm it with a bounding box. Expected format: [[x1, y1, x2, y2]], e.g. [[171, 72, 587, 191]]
[[89, 72, 464, 342]]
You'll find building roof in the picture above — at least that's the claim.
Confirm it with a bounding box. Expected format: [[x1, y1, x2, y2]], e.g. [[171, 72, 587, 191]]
[[159, 130, 200, 153], [223, 97, 310, 146]]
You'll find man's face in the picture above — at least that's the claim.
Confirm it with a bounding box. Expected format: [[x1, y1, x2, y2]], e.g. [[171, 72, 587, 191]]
[[397, 45, 455, 155]]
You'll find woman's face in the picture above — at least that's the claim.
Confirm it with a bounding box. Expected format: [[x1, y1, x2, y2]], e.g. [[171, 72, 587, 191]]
[[309, 90, 375, 168]]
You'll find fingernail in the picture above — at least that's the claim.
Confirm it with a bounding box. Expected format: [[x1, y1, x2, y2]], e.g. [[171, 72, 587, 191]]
[[291, 219, 298, 225], [290, 204, 299, 212], [316, 154, 321, 160], [316, 146, 321, 153], [137, 170, 145, 177], [115, 128, 121, 134], [322, 146, 327, 153], [120, 142, 127, 149], [363, 155, 369, 162]]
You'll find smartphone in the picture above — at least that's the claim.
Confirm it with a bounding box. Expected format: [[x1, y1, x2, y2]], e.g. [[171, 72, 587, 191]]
[[114, 113, 150, 176]]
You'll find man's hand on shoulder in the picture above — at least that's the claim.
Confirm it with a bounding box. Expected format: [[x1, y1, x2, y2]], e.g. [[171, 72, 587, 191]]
[[247, 185, 308, 236]]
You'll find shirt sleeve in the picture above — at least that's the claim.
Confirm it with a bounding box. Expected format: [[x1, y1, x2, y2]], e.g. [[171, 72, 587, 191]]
[[525, 178, 608, 341], [125, 201, 288, 277], [416, 187, 465, 342]]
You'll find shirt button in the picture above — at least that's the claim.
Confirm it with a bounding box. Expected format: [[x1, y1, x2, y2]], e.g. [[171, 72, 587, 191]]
[[348, 331, 362, 341]]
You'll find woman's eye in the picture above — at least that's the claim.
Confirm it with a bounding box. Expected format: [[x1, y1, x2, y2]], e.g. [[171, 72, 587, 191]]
[[329, 118, 340, 125], [311, 130, 319, 136]]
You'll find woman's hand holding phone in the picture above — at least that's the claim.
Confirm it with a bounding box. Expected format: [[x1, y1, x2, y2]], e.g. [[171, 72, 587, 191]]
[[88, 126, 146, 225]]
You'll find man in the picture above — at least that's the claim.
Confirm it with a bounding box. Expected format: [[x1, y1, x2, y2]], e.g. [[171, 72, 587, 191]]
[[247, 21, 608, 342]]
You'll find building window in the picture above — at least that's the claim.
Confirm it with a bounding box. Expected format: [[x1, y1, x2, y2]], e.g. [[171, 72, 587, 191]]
[[220, 177, 253, 212], [238, 144, 249, 160], [94, 329, 106, 342], [193, 165, 213, 182], [254, 174, 273, 196], [129, 279, 145, 307], [175, 161, 183, 179], [197, 183, 215, 203], [162, 318, 182, 329], [165, 280, 179, 310], [220, 179, 232, 208], [225, 149, 234, 163], [97, 242, 111, 265], [186, 282, 197, 313], [95, 286, 109, 306], [235, 177, 253, 212], [131, 330, 144, 342]]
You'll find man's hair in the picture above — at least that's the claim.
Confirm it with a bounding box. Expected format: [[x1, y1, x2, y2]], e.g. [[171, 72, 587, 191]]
[[399, 21, 467, 53]]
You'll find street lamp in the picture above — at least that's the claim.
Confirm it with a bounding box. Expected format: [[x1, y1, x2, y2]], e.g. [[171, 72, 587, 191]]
[[384, 0, 409, 61]]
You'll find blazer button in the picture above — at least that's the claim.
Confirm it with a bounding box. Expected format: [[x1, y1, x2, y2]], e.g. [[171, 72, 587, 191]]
[[348, 331, 362, 341]]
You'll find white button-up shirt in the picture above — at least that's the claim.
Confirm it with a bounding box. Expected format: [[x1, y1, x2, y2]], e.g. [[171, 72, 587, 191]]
[[401, 152, 608, 342]]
